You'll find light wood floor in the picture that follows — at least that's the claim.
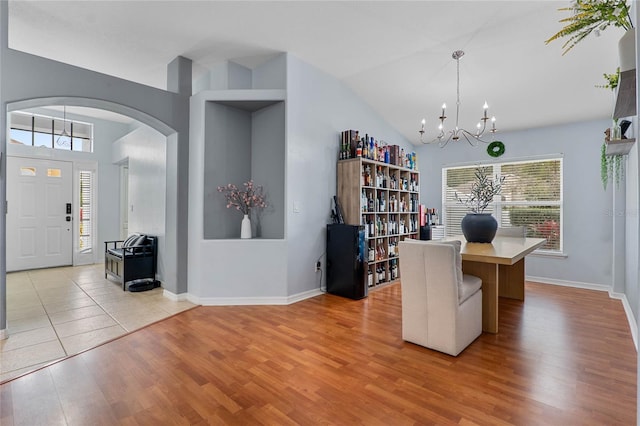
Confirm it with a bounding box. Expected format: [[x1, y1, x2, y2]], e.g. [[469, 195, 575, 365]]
[[0, 282, 636, 425]]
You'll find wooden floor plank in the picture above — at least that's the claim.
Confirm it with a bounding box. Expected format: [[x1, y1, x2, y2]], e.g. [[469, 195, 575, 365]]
[[0, 282, 636, 425]]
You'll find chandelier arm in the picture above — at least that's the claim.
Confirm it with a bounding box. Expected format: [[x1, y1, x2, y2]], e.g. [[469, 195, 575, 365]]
[[476, 117, 487, 137], [438, 132, 454, 148], [460, 132, 477, 147], [422, 131, 447, 145], [461, 129, 492, 144]]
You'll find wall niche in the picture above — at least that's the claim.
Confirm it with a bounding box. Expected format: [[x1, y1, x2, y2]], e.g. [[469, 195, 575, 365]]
[[203, 98, 285, 240]]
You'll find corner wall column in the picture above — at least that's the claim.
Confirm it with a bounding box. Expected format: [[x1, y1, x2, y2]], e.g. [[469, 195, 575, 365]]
[[612, 182, 626, 295], [166, 56, 191, 294], [168, 56, 192, 97], [0, 0, 8, 338]]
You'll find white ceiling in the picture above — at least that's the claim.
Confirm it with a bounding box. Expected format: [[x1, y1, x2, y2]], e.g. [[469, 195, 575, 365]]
[[7, 1, 624, 145]]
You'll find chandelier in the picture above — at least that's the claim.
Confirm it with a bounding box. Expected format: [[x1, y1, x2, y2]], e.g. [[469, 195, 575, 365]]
[[419, 50, 497, 147], [55, 105, 71, 148]]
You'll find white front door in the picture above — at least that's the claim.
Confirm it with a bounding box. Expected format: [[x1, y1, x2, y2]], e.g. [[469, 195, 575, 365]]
[[7, 157, 73, 272]]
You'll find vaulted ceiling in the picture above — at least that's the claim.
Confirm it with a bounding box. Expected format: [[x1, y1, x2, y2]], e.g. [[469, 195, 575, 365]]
[[8, 1, 624, 144]]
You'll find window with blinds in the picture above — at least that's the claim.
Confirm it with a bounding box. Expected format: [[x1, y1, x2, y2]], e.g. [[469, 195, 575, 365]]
[[10, 111, 93, 152], [79, 171, 94, 254], [442, 158, 563, 252]]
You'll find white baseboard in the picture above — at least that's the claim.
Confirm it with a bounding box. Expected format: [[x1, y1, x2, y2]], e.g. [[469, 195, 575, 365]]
[[163, 289, 190, 302], [186, 288, 324, 306], [286, 288, 324, 304], [0, 329, 7, 340], [528, 276, 637, 352], [609, 291, 638, 351], [526, 276, 610, 292]]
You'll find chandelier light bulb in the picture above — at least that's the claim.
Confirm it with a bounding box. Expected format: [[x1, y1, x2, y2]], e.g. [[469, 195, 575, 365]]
[[483, 101, 488, 110], [419, 118, 427, 139]]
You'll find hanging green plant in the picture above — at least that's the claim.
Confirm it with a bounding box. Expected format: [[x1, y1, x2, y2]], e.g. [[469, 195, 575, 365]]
[[601, 142, 625, 189], [597, 68, 627, 190], [595, 67, 620, 90]]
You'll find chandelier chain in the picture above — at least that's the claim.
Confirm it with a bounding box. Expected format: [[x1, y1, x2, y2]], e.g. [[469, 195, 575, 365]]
[[455, 53, 460, 131]]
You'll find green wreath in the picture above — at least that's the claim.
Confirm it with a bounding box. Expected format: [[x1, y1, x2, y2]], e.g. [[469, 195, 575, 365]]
[[487, 141, 505, 158]]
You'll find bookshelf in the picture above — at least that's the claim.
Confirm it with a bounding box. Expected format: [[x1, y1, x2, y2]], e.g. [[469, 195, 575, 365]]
[[337, 157, 419, 288]]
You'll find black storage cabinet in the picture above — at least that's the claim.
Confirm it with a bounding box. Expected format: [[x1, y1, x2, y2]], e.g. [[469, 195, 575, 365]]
[[326, 224, 367, 300], [104, 235, 157, 291]]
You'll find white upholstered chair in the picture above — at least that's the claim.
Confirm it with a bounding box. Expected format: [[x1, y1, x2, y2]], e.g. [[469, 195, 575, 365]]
[[398, 239, 482, 356], [496, 226, 526, 237]]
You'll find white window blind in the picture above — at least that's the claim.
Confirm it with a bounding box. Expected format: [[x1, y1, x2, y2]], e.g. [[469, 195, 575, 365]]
[[442, 158, 563, 252], [78, 171, 94, 253]]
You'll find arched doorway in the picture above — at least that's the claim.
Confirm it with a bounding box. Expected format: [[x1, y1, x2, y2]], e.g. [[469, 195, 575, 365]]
[[0, 98, 188, 380], [2, 96, 181, 321]]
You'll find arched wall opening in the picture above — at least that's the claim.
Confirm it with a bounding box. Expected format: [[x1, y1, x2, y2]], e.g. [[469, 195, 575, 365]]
[[2, 96, 182, 331]]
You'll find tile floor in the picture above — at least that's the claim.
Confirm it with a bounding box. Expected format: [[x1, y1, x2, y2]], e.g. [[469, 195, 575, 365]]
[[1, 264, 196, 383]]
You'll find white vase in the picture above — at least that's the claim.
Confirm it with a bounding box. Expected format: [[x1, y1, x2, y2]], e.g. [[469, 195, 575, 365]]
[[241, 214, 252, 239]]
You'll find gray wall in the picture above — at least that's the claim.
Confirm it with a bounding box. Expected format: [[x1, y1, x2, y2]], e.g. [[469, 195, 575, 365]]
[[417, 118, 614, 288], [0, 1, 5, 332], [285, 54, 415, 296], [0, 0, 190, 336], [189, 56, 288, 300], [251, 101, 285, 239], [204, 102, 253, 239], [633, 7, 639, 423], [189, 54, 415, 301], [253, 54, 287, 90], [203, 100, 285, 240], [113, 126, 167, 282], [626, 140, 638, 319]]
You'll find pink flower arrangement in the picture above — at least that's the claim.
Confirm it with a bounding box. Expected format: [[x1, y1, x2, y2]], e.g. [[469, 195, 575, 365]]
[[217, 180, 267, 215]]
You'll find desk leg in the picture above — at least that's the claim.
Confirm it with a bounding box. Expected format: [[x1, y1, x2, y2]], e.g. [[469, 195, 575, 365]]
[[462, 260, 499, 334], [499, 258, 525, 301]]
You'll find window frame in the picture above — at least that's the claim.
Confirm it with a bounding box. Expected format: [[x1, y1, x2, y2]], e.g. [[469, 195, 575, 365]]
[[73, 161, 99, 266], [10, 111, 94, 152], [441, 156, 564, 254]]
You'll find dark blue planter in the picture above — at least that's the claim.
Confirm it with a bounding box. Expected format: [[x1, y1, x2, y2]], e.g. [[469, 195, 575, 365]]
[[461, 213, 498, 243]]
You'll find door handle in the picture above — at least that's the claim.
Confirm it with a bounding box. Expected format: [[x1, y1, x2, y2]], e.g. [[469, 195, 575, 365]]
[[66, 216, 71, 222]]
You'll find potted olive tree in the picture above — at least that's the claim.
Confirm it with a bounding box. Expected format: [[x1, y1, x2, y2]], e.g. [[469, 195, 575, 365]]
[[455, 167, 505, 243]]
